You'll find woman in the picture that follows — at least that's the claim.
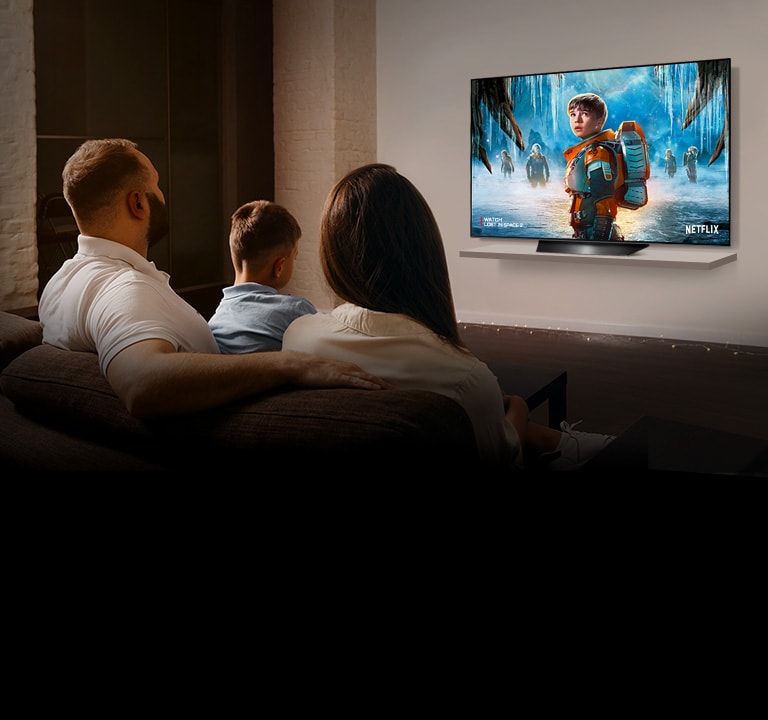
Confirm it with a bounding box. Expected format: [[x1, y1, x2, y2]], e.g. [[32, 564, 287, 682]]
[[283, 164, 614, 473]]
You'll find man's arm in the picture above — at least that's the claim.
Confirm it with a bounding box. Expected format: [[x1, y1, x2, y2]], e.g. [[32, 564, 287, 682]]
[[107, 338, 388, 418]]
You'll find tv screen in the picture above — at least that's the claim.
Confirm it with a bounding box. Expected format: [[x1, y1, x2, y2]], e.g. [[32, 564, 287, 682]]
[[470, 58, 730, 250]]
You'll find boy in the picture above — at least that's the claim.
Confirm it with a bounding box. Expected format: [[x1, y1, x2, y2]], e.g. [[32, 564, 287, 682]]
[[209, 200, 317, 353], [562, 92, 624, 242]]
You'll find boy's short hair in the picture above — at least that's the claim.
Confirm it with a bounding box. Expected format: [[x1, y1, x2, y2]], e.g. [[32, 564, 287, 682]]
[[567, 93, 608, 123], [229, 200, 301, 268]]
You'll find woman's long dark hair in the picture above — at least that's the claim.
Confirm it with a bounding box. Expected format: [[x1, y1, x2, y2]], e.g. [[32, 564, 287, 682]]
[[320, 164, 465, 348]]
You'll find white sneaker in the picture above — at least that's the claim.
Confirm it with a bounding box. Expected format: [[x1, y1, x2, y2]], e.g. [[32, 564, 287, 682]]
[[543, 420, 616, 471]]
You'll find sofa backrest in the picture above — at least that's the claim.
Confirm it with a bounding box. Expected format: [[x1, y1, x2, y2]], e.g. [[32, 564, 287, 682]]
[[1, 327, 481, 471]]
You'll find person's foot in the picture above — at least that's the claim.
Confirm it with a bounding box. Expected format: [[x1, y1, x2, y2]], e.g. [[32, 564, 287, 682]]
[[541, 420, 615, 471]]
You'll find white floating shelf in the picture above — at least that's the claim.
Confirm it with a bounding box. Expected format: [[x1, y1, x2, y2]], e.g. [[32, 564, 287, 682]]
[[460, 242, 737, 269]]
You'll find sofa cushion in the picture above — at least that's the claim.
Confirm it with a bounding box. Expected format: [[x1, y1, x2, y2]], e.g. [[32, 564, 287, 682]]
[[0, 312, 42, 370], [1, 343, 479, 470], [0, 394, 167, 472]]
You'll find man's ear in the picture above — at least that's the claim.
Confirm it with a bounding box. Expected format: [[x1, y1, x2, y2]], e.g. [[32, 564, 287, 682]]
[[128, 191, 146, 219]]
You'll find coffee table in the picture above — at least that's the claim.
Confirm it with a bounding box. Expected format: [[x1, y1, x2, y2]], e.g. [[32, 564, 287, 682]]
[[485, 361, 567, 428], [582, 415, 768, 476]]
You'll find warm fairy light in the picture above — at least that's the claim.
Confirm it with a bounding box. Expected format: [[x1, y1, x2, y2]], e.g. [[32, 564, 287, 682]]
[[458, 321, 765, 357]]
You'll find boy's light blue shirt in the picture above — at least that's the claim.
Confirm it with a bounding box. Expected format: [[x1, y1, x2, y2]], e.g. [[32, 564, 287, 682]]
[[208, 282, 317, 353]]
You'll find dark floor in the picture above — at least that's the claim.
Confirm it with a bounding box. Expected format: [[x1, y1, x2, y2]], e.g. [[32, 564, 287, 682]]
[[459, 322, 768, 442]]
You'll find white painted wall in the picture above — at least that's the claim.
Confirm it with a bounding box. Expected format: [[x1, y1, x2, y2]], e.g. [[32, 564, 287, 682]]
[[376, 0, 768, 346]]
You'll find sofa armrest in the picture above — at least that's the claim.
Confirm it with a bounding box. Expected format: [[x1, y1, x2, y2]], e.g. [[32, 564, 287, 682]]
[[0, 311, 42, 370]]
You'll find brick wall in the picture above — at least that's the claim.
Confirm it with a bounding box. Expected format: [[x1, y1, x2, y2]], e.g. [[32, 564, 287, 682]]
[[274, 0, 376, 309], [0, 0, 38, 312]]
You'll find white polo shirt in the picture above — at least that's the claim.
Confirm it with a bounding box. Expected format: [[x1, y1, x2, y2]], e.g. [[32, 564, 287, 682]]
[[39, 235, 220, 375]]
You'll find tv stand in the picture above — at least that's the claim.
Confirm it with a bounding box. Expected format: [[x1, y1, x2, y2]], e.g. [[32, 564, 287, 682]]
[[536, 240, 649, 256]]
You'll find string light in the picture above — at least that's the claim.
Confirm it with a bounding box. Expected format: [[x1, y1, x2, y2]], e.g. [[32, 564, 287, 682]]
[[458, 320, 768, 358]]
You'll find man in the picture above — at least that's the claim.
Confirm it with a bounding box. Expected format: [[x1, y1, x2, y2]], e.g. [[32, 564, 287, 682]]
[[38, 138, 387, 418]]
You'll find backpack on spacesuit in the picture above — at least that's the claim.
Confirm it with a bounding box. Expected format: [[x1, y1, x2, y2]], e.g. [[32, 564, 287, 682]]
[[611, 120, 650, 210]]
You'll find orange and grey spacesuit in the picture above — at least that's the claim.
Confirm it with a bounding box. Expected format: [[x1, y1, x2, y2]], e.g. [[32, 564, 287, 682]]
[[563, 130, 625, 242]]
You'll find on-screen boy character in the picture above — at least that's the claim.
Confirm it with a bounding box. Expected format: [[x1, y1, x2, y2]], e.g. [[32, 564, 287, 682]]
[[562, 92, 624, 242], [525, 143, 550, 187]]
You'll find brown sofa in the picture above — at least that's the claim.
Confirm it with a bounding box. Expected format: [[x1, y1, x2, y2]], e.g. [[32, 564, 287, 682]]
[[0, 311, 482, 473]]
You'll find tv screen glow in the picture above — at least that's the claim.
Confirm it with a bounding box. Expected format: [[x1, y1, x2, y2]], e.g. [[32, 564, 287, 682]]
[[470, 58, 730, 246]]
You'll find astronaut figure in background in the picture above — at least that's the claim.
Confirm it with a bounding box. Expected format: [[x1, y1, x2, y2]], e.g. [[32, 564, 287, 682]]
[[665, 149, 677, 178], [525, 144, 550, 187], [500, 149, 514, 178], [562, 92, 624, 242], [683, 146, 698, 183]]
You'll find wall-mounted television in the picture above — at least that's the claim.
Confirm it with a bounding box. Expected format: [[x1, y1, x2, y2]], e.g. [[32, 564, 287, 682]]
[[470, 58, 730, 255]]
